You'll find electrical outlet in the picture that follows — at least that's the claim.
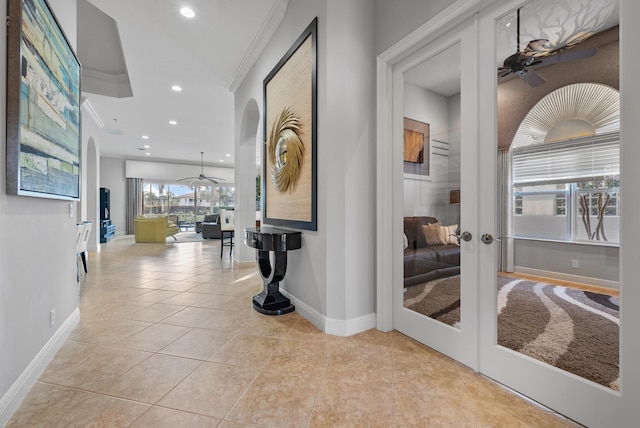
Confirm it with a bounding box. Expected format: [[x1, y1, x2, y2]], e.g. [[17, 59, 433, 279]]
[[50, 309, 56, 327], [571, 259, 579, 268]]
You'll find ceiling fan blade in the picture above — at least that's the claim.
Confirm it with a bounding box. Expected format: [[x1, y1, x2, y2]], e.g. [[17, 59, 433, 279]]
[[537, 47, 597, 66], [520, 69, 546, 87]]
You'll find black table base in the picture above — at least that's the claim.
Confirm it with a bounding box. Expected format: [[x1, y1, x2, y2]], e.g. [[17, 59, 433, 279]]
[[245, 227, 302, 316], [252, 285, 295, 315]]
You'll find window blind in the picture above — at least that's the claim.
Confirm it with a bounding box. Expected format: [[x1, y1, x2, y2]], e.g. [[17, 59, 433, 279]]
[[512, 132, 619, 186]]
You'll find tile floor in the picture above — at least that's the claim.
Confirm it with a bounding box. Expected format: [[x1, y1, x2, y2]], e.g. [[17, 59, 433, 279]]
[[8, 236, 579, 427]]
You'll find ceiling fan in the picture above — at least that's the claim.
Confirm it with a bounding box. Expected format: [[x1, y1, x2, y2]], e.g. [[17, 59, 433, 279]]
[[177, 152, 224, 185], [498, 8, 598, 87]]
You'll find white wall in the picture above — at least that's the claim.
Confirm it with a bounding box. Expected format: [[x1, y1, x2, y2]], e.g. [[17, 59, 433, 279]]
[[374, 0, 455, 55], [403, 82, 460, 225], [0, 0, 80, 424], [514, 239, 620, 285], [234, 0, 376, 333], [100, 157, 126, 236]]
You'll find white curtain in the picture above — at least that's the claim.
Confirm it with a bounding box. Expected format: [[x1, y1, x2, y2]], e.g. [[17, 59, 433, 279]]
[[497, 149, 514, 272], [126, 178, 143, 234]]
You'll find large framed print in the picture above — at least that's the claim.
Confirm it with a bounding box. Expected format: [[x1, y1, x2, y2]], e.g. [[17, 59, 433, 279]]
[[263, 18, 317, 231], [6, 0, 81, 200]]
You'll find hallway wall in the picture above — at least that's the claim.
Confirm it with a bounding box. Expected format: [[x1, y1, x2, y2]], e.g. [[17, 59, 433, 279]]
[[0, 1, 80, 424], [234, 0, 377, 334]]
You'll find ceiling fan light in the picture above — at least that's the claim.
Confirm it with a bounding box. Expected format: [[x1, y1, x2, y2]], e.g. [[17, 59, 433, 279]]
[[180, 7, 195, 18]]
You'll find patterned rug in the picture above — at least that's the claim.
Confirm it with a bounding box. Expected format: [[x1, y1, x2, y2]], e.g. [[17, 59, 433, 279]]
[[404, 275, 620, 390]]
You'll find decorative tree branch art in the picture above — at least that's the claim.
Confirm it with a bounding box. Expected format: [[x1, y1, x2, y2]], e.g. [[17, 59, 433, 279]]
[[579, 192, 611, 241]]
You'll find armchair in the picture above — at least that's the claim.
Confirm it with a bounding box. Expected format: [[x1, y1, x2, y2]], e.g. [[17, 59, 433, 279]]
[[201, 214, 221, 239], [134, 216, 179, 242]]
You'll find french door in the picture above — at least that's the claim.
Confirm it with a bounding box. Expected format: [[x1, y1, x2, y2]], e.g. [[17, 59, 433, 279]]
[[391, 17, 479, 370], [380, 1, 639, 426], [475, 2, 624, 425]]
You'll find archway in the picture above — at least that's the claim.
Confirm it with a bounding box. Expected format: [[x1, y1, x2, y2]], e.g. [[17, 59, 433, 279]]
[[235, 98, 261, 262], [84, 137, 100, 251]]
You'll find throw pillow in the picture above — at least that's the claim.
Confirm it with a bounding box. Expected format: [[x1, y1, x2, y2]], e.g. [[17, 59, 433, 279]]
[[444, 224, 459, 245], [422, 222, 446, 246]]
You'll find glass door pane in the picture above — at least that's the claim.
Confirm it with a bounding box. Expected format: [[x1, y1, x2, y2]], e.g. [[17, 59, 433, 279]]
[[477, 1, 623, 425], [393, 18, 478, 369], [495, 0, 620, 391], [402, 44, 462, 329]]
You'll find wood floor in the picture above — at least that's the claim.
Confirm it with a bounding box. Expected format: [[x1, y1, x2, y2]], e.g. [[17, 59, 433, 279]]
[[500, 272, 619, 297]]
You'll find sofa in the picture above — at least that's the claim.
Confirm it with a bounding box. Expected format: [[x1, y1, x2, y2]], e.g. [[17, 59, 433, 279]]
[[134, 216, 179, 242], [404, 216, 460, 287], [201, 214, 221, 239]]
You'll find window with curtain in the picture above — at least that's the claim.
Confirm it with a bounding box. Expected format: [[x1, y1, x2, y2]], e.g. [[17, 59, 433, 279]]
[[512, 132, 620, 244]]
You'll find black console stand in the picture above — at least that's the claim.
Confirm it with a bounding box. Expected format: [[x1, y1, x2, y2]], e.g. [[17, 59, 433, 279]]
[[244, 227, 302, 315]]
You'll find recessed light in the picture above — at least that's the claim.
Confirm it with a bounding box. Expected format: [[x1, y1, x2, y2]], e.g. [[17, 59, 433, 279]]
[[180, 7, 195, 18], [226, 154, 231, 157], [219, 160, 224, 163], [169, 120, 177, 125], [143, 145, 150, 149], [145, 152, 151, 156], [171, 85, 182, 92], [142, 135, 149, 139]]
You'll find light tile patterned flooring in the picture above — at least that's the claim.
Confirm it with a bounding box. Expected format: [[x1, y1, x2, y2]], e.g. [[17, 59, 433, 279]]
[[8, 236, 579, 427]]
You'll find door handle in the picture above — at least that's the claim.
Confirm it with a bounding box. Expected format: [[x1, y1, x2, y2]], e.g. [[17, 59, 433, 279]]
[[460, 231, 472, 242], [481, 233, 505, 244]]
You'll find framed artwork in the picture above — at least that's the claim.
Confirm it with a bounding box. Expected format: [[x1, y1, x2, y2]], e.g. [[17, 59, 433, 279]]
[[262, 17, 317, 231], [403, 117, 430, 178], [6, 0, 81, 200]]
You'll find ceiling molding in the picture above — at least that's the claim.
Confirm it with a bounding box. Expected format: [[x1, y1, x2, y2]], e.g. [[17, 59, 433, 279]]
[[81, 97, 105, 128], [227, 0, 289, 92], [82, 68, 133, 98]]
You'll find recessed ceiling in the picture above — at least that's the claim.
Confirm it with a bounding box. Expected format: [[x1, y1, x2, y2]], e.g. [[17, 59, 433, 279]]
[[406, 0, 619, 98], [496, 0, 619, 68], [78, 0, 288, 167]]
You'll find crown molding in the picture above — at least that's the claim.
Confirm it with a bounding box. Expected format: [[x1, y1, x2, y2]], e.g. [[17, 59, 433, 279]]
[[81, 97, 105, 128], [227, 0, 289, 92]]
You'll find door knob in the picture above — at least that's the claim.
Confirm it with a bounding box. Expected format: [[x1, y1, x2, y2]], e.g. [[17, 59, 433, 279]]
[[460, 231, 472, 242], [481, 233, 503, 244]]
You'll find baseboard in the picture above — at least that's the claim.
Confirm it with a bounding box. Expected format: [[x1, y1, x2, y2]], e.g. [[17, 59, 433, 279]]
[[514, 266, 619, 290], [236, 260, 256, 268], [0, 308, 80, 427], [280, 289, 376, 337]]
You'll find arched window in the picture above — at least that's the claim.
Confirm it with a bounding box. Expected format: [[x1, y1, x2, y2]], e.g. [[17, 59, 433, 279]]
[[511, 83, 620, 243]]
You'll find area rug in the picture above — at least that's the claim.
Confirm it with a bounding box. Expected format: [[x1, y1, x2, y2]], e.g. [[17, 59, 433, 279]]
[[404, 275, 620, 390]]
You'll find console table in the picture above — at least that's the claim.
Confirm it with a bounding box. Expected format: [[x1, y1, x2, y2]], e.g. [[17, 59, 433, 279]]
[[244, 227, 302, 315]]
